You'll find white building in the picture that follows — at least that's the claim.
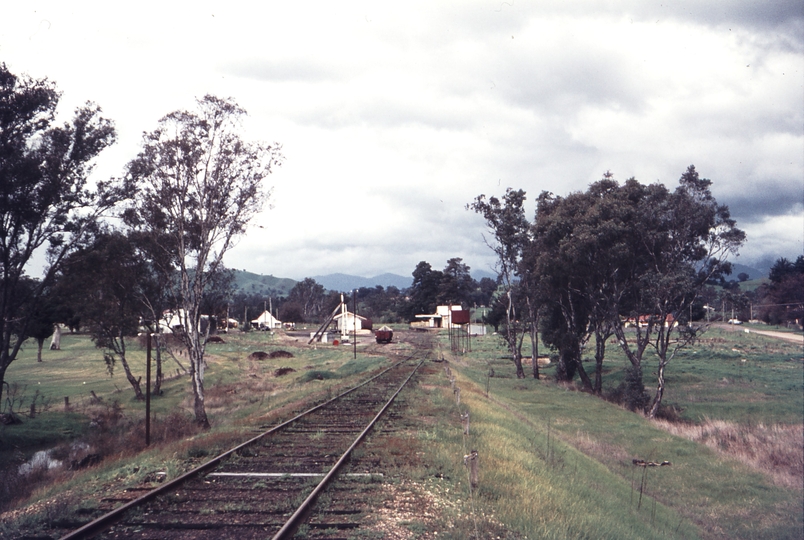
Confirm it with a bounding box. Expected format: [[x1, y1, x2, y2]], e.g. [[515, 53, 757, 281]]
[[334, 311, 368, 333], [251, 310, 282, 329], [413, 305, 470, 328]]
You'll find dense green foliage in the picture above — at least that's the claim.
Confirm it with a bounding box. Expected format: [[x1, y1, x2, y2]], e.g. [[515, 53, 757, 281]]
[[472, 167, 747, 418]]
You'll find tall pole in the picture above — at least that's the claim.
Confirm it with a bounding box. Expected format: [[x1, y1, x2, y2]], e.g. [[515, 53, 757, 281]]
[[146, 328, 152, 446], [353, 290, 357, 359]]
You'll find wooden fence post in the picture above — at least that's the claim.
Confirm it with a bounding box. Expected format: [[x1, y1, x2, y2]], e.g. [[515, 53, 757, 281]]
[[464, 450, 479, 489], [461, 412, 470, 435]]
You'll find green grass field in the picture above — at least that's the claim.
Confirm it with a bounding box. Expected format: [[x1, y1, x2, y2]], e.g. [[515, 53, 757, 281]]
[[0, 331, 384, 469], [420, 328, 803, 539]]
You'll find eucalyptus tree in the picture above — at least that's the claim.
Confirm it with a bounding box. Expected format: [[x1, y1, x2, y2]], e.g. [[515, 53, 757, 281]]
[[59, 231, 148, 399], [609, 167, 744, 417], [0, 64, 122, 406], [531, 188, 595, 388], [439, 257, 474, 307], [469, 189, 535, 378], [286, 278, 326, 322], [125, 95, 282, 428], [405, 261, 443, 320], [758, 256, 804, 326], [531, 174, 642, 393], [21, 278, 65, 363]]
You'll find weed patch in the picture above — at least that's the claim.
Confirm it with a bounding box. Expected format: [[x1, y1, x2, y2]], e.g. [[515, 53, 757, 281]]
[[653, 418, 804, 489]]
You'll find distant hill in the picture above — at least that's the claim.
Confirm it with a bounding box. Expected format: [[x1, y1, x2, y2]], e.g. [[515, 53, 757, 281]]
[[311, 273, 412, 292], [232, 268, 499, 296], [472, 269, 497, 281], [729, 263, 765, 281], [232, 270, 296, 296], [313, 270, 499, 292]]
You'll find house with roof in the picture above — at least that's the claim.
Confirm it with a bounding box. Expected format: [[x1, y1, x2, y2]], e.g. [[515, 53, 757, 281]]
[[413, 305, 470, 328]]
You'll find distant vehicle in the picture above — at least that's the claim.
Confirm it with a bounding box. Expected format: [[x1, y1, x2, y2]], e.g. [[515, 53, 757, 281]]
[[728, 319, 742, 325]]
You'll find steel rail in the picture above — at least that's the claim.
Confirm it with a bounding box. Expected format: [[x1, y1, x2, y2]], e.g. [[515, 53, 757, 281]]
[[58, 356, 417, 540], [271, 358, 425, 539]]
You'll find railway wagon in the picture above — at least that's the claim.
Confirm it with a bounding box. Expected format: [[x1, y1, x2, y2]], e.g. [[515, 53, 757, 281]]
[[375, 326, 393, 344]]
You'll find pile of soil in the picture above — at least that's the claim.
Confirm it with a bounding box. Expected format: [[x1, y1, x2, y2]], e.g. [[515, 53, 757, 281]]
[[0, 413, 22, 425], [274, 367, 296, 377], [206, 336, 225, 344], [268, 350, 294, 359], [248, 351, 270, 360]]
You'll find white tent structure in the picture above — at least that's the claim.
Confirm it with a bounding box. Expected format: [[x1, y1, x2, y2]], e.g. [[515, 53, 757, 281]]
[[159, 309, 212, 334], [251, 310, 282, 329]]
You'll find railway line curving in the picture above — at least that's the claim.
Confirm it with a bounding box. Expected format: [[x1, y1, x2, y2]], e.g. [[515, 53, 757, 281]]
[[59, 332, 433, 540]]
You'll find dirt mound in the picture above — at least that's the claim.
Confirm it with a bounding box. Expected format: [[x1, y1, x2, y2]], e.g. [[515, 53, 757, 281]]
[[269, 350, 294, 359], [0, 413, 22, 425], [274, 367, 296, 377], [248, 351, 270, 360], [206, 336, 226, 344]]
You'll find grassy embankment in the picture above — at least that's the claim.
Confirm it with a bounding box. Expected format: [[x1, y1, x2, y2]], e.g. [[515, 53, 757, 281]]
[[407, 327, 802, 539]]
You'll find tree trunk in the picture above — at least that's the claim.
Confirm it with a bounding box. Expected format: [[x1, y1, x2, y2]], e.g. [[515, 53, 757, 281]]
[[527, 298, 540, 380], [185, 310, 211, 428], [593, 331, 607, 394], [37, 339, 44, 362], [153, 334, 163, 395], [512, 351, 525, 379], [189, 351, 210, 428], [575, 356, 593, 391], [505, 290, 525, 379], [49, 324, 61, 350], [0, 362, 7, 409], [530, 333, 540, 379], [119, 354, 144, 400], [648, 360, 668, 418]]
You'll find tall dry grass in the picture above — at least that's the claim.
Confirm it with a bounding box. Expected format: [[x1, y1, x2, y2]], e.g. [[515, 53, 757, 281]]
[[652, 418, 804, 489]]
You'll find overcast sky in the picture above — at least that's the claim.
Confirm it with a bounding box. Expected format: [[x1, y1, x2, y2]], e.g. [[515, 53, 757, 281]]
[[2, 1, 802, 280]]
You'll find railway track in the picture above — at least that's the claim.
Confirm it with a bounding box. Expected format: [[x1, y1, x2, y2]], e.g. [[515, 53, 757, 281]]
[[59, 332, 433, 540]]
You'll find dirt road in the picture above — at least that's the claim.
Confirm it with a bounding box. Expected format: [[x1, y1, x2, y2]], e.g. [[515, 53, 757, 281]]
[[715, 323, 804, 344]]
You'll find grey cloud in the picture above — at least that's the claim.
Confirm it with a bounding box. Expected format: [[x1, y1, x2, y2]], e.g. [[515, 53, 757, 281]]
[[652, 1, 804, 32], [527, 1, 804, 34], [722, 181, 804, 223]]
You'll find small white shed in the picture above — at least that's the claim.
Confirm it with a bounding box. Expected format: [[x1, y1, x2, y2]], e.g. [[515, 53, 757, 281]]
[[334, 311, 367, 333]]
